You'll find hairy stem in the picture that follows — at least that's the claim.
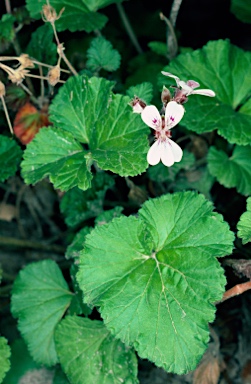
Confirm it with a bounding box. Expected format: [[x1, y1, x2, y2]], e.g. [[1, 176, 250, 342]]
[[160, 12, 178, 59], [0, 95, 13, 134], [116, 3, 143, 54]]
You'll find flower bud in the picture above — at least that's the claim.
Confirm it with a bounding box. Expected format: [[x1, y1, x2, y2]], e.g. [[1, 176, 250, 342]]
[[130, 97, 146, 114], [47, 65, 60, 86], [0, 81, 6, 97], [161, 86, 171, 106]]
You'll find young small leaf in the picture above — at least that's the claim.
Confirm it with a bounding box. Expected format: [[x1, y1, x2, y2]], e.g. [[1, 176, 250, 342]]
[[11, 259, 73, 366], [160, 40, 251, 146], [0, 337, 11, 383], [208, 146, 251, 195], [237, 197, 251, 244], [55, 316, 139, 384], [77, 191, 234, 374], [0, 14, 15, 51], [126, 82, 153, 104], [0, 136, 22, 182], [148, 41, 167, 57], [26, 24, 57, 65], [231, 0, 251, 23], [21, 127, 92, 191], [26, 0, 108, 33], [86, 36, 121, 72]]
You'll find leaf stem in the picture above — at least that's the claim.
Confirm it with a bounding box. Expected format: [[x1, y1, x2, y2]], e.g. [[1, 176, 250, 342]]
[[160, 12, 178, 59], [0, 95, 13, 134], [217, 281, 251, 304], [116, 3, 143, 54], [5, 0, 11, 13], [0, 235, 66, 254]]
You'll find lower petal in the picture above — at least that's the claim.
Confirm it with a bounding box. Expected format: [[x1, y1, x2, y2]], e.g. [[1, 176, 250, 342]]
[[168, 139, 183, 162], [147, 140, 161, 165], [160, 141, 174, 167]]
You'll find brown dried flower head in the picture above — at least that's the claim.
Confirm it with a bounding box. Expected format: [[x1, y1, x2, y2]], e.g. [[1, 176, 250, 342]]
[[47, 65, 60, 86], [0, 81, 6, 97], [8, 67, 29, 85], [18, 54, 34, 69], [42, 4, 65, 23]]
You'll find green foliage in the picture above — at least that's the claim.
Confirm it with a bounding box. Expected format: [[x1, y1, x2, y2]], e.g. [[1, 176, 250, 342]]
[[95, 206, 124, 225], [207, 146, 251, 195], [26, 24, 57, 65], [3, 339, 40, 384], [231, 0, 251, 23], [77, 192, 234, 374], [237, 197, 251, 244], [26, 0, 108, 33], [148, 41, 167, 57], [86, 36, 121, 72], [0, 14, 15, 51], [21, 128, 91, 191], [60, 172, 115, 227], [55, 316, 139, 384], [126, 82, 154, 104], [11, 260, 73, 366], [0, 136, 22, 182], [21, 75, 150, 191], [0, 337, 11, 383], [160, 40, 251, 146], [66, 227, 93, 259]]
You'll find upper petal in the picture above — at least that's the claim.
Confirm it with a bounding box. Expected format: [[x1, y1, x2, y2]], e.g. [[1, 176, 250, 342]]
[[165, 101, 185, 129], [187, 80, 200, 89], [147, 140, 161, 165], [191, 89, 216, 97], [161, 71, 180, 87], [160, 141, 174, 167], [141, 105, 161, 130], [168, 139, 183, 162]]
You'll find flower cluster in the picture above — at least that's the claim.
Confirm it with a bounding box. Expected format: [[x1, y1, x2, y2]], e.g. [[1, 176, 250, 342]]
[[131, 72, 215, 167]]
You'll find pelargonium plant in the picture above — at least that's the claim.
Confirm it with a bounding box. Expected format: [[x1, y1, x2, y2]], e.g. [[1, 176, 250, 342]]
[[1, 0, 251, 383]]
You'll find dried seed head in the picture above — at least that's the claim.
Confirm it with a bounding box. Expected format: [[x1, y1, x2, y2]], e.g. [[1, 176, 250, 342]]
[[0, 81, 6, 97], [42, 4, 65, 23], [8, 67, 29, 85], [47, 65, 60, 86], [130, 97, 147, 114], [18, 54, 34, 69]]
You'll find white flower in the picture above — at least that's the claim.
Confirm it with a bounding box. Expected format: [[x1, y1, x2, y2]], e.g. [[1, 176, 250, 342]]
[[161, 71, 216, 97], [141, 101, 184, 167]]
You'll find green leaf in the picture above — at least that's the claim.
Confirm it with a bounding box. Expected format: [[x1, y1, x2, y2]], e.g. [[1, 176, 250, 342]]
[[0, 136, 22, 182], [77, 192, 234, 374], [207, 146, 251, 195], [237, 197, 251, 244], [55, 316, 139, 384], [0, 337, 11, 383], [86, 36, 121, 72], [21, 127, 92, 191], [95, 206, 124, 225], [0, 14, 15, 50], [68, 265, 92, 317], [53, 366, 70, 384], [90, 93, 149, 176], [66, 227, 93, 259], [26, 0, 108, 33], [148, 41, 167, 57], [49, 76, 115, 144], [50, 75, 150, 177], [160, 40, 251, 146], [26, 24, 57, 65], [11, 259, 73, 366], [126, 82, 153, 104], [231, 0, 251, 23], [60, 172, 115, 227], [3, 339, 40, 384], [84, 0, 123, 12]]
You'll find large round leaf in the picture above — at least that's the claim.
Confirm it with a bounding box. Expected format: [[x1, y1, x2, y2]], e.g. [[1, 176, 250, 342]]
[[77, 191, 234, 374]]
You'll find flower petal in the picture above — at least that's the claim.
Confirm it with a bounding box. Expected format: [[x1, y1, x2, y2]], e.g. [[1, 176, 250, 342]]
[[191, 89, 216, 97], [161, 71, 180, 86], [160, 141, 175, 167], [168, 139, 183, 162], [165, 101, 185, 129], [141, 105, 161, 130], [187, 80, 200, 89], [147, 140, 161, 165]]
